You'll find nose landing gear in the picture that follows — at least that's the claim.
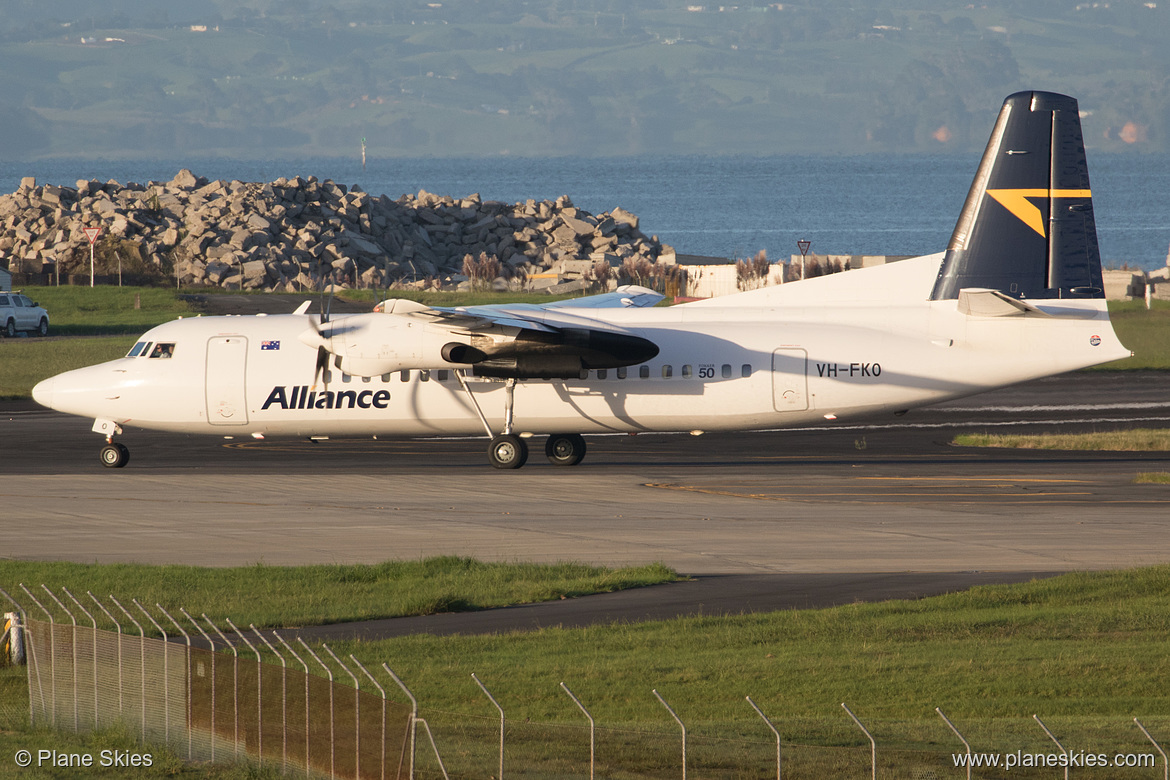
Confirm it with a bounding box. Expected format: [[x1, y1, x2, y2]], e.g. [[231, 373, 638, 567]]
[[100, 442, 130, 468], [93, 419, 129, 468]]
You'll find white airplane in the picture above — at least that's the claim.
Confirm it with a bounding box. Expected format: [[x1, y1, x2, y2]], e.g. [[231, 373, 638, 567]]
[[33, 91, 1131, 469]]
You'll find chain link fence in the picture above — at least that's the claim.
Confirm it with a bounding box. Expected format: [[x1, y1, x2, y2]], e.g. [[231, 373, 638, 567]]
[[6, 587, 413, 779], [5, 587, 1170, 779]]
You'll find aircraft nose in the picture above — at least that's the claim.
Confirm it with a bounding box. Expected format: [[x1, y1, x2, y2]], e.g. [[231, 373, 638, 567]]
[[32, 376, 56, 410]]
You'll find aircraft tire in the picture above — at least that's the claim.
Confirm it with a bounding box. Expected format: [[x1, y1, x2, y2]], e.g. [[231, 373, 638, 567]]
[[545, 433, 586, 466], [487, 434, 528, 470], [100, 443, 130, 469]]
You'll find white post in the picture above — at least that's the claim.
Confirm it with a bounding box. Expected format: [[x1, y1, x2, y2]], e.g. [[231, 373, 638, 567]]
[[936, 707, 970, 780], [254, 627, 288, 772], [1135, 718, 1168, 780], [383, 665, 418, 780], [560, 683, 595, 780], [747, 696, 781, 780], [842, 703, 875, 780], [653, 689, 687, 780], [472, 673, 505, 780], [352, 656, 387, 780], [158, 605, 192, 761], [1034, 714, 1069, 780]]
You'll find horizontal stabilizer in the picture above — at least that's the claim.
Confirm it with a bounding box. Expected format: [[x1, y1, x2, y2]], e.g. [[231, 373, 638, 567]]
[[957, 288, 1050, 317]]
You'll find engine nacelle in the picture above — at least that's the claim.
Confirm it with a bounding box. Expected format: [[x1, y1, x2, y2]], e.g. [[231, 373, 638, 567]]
[[299, 312, 477, 377]]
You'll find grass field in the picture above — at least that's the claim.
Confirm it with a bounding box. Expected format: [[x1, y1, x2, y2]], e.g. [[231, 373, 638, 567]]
[[5, 564, 1170, 778], [953, 428, 1170, 451]]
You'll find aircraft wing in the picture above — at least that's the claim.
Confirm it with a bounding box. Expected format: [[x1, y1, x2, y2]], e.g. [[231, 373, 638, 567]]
[[332, 286, 661, 379], [375, 284, 663, 334]]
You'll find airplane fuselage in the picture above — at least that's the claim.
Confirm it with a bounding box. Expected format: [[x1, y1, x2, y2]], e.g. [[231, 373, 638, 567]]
[[34, 255, 1127, 442]]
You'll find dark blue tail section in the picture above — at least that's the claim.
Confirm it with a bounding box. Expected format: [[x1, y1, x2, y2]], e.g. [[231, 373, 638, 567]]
[[931, 91, 1104, 301]]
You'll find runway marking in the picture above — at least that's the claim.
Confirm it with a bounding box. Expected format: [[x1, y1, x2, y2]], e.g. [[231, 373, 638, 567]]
[[857, 476, 1092, 484], [645, 477, 1167, 506]]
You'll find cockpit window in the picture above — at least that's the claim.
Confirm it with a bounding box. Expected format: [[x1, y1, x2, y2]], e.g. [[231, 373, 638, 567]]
[[148, 342, 175, 359], [127, 341, 150, 357]]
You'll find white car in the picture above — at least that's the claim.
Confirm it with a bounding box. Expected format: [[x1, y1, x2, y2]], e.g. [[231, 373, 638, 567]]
[[0, 291, 50, 337]]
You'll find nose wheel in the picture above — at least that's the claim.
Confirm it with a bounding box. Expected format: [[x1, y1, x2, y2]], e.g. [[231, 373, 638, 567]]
[[100, 442, 130, 469]]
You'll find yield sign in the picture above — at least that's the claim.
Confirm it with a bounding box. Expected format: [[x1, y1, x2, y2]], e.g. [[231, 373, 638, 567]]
[[796, 239, 811, 256], [83, 226, 102, 244]]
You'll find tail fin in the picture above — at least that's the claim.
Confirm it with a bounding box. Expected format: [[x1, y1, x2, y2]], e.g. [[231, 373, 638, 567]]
[[930, 91, 1104, 301]]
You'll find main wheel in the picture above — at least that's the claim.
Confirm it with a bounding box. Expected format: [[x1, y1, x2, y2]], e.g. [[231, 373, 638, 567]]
[[4, 319, 14, 338], [36, 317, 48, 337], [487, 434, 528, 470], [99, 443, 130, 469], [545, 433, 586, 466]]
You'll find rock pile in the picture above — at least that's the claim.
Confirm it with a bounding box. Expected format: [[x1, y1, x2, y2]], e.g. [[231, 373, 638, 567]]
[[0, 170, 674, 292]]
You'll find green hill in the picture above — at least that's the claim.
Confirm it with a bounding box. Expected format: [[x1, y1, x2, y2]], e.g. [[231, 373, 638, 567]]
[[2, 0, 1168, 158]]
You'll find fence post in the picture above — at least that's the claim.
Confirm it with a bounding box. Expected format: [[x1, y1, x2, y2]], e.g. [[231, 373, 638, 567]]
[[383, 664, 419, 780], [1033, 714, 1069, 780], [1134, 718, 1169, 780], [275, 632, 312, 779], [935, 708, 970, 780], [181, 608, 217, 763], [560, 683, 595, 780], [324, 644, 361, 780], [42, 586, 80, 733], [62, 588, 98, 732], [746, 696, 781, 780], [653, 689, 687, 780], [204, 615, 240, 759], [299, 639, 336, 779], [226, 618, 262, 767], [841, 703, 875, 780], [136, 600, 170, 745], [254, 627, 288, 772], [158, 605, 193, 761], [90, 593, 123, 718], [352, 656, 387, 780], [20, 585, 55, 728], [472, 673, 505, 780], [110, 596, 147, 741]]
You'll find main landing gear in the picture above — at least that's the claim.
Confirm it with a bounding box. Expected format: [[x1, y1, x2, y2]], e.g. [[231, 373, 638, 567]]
[[455, 372, 588, 470]]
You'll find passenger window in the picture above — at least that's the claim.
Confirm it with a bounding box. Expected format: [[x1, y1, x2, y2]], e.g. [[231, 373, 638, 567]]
[[681, 365, 692, 378], [381, 373, 392, 383], [597, 369, 608, 380], [722, 364, 732, 378], [127, 341, 149, 358], [420, 370, 430, 382], [617, 367, 627, 380], [148, 343, 175, 359], [437, 370, 449, 382], [742, 364, 752, 377], [342, 373, 352, 383], [662, 365, 673, 378], [639, 365, 650, 379], [400, 370, 410, 382], [323, 370, 332, 383], [362, 375, 371, 383]]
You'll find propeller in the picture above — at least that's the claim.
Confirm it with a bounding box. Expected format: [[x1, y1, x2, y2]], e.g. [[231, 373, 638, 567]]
[[303, 292, 334, 390]]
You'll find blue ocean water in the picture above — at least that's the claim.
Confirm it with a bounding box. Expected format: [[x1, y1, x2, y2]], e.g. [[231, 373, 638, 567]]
[[3, 153, 1168, 271]]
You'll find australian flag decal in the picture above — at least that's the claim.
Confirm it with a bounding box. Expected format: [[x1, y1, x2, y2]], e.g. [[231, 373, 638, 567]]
[[261, 340, 281, 351]]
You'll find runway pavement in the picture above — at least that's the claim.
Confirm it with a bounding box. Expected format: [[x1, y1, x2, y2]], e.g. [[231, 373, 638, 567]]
[[2, 370, 1168, 632]]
